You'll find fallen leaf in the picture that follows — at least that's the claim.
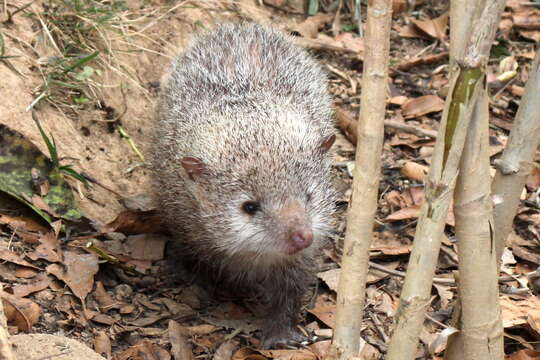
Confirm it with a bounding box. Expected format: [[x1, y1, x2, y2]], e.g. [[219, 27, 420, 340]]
[[526, 167, 540, 191], [94, 281, 121, 312], [309, 340, 331, 359], [0, 214, 49, 234], [334, 32, 365, 53], [513, 8, 540, 30], [169, 320, 194, 360], [90, 313, 117, 326], [46, 250, 99, 302], [0, 124, 81, 222], [290, 13, 332, 38], [12, 273, 52, 297], [410, 13, 449, 41], [115, 340, 171, 360], [397, 23, 430, 39], [0, 249, 41, 270], [232, 348, 266, 360], [401, 161, 429, 182], [500, 295, 540, 330], [506, 349, 540, 360], [308, 295, 336, 329], [14, 267, 39, 279], [385, 203, 455, 226], [214, 340, 236, 360], [184, 324, 218, 336], [94, 331, 112, 359], [101, 210, 164, 235], [28, 231, 62, 263], [402, 95, 445, 119], [258, 348, 317, 360], [125, 234, 167, 261], [2, 292, 41, 331]]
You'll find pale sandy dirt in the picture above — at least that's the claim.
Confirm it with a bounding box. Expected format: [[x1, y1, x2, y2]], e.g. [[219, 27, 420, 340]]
[[0, 0, 236, 225]]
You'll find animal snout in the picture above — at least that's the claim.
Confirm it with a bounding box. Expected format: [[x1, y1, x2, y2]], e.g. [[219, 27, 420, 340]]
[[290, 228, 313, 252]]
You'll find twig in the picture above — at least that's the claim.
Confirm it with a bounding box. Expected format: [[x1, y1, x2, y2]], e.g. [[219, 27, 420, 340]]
[[335, 107, 438, 146], [384, 119, 438, 139]]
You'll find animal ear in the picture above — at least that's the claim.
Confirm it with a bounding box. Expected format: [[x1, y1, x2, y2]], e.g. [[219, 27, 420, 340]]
[[181, 157, 207, 180], [319, 134, 336, 153]]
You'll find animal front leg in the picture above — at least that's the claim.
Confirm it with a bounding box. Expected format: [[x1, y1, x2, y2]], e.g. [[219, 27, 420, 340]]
[[260, 269, 310, 349]]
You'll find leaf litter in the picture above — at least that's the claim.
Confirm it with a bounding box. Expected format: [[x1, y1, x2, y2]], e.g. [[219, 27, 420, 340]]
[[0, 0, 539, 359]]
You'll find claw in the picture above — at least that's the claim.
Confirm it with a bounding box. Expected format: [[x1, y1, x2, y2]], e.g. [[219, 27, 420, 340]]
[[261, 327, 308, 349]]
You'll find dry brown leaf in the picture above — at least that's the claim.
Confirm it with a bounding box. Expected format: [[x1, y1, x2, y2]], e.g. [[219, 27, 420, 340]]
[[385, 189, 416, 209], [14, 267, 39, 279], [501, 295, 540, 330], [168, 320, 194, 360], [232, 348, 267, 360], [101, 210, 164, 235], [433, 283, 454, 309], [0, 250, 41, 270], [90, 313, 117, 326], [0, 214, 49, 234], [307, 295, 335, 329], [402, 95, 445, 119], [127, 313, 169, 327], [397, 24, 430, 39], [374, 244, 413, 256], [28, 231, 62, 263], [510, 84, 525, 97], [526, 166, 540, 191], [506, 349, 540, 360], [46, 250, 99, 302], [410, 13, 449, 40], [2, 292, 41, 332], [401, 161, 429, 182], [513, 8, 540, 30], [290, 14, 333, 39], [115, 340, 171, 360], [125, 234, 167, 261], [12, 272, 52, 297], [185, 324, 218, 336], [309, 340, 331, 359], [369, 288, 396, 316], [258, 348, 317, 360], [392, 0, 407, 16], [499, 17, 514, 38], [389, 96, 408, 105], [385, 203, 455, 226], [334, 32, 365, 53], [214, 340, 236, 360], [94, 331, 112, 359], [94, 281, 121, 312]]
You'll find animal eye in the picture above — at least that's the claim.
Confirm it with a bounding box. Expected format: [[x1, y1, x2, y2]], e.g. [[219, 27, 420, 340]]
[[242, 201, 261, 215], [306, 192, 312, 202]]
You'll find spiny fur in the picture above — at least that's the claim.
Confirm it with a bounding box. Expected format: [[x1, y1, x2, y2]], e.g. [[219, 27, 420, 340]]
[[151, 22, 336, 345]]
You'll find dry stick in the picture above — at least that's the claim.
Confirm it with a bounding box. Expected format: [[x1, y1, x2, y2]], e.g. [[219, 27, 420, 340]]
[[451, 92, 504, 360], [385, 0, 506, 357], [335, 107, 437, 146], [492, 47, 540, 261], [325, 1, 392, 359], [0, 285, 16, 360]]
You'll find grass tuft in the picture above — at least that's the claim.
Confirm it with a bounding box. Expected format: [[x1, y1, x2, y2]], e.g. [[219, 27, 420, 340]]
[[27, 0, 127, 111]]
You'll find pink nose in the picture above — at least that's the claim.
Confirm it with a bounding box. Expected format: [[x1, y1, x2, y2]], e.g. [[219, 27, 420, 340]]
[[290, 230, 313, 252]]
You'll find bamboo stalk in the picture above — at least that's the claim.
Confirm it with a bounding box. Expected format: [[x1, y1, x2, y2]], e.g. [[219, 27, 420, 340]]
[[325, 0, 392, 358], [492, 47, 540, 260], [451, 91, 504, 359], [386, 1, 506, 358]]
